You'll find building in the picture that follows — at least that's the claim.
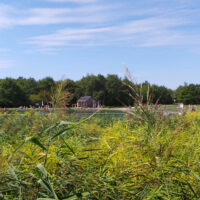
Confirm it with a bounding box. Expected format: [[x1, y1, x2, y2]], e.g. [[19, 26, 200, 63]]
[[77, 96, 97, 108]]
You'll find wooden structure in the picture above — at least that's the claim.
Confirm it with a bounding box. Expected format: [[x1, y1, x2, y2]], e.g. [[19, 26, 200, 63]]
[[77, 96, 97, 108]]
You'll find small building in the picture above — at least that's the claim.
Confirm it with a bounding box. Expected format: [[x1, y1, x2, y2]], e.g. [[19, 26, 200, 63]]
[[77, 96, 97, 108]]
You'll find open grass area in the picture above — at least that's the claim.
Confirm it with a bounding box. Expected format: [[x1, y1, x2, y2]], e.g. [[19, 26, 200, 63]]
[[0, 104, 199, 115], [0, 109, 200, 199], [165, 105, 200, 112]]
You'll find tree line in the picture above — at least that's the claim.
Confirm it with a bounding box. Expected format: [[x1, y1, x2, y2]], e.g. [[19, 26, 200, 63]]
[[0, 75, 199, 107]]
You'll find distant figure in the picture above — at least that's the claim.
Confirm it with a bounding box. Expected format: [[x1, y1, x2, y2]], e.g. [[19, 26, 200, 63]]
[[179, 103, 184, 113], [191, 106, 196, 112]]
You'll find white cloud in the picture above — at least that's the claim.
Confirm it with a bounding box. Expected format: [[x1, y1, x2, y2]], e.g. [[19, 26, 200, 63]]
[[0, 4, 112, 27], [0, 60, 12, 69], [0, 4, 16, 28], [25, 15, 199, 49], [25, 27, 112, 47], [47, 0, 97, 3], [0, 1, 200, 53], [0, 49, 10, 53], [117, 17, 187, 35]]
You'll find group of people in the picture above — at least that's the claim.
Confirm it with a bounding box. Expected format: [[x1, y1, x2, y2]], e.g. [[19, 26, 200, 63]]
[[0, 105, 51, 110], [179, 104, 197, 114], [19, 105, 51, 110]]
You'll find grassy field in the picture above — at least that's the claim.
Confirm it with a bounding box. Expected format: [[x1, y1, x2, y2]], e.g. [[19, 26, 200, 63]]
[[0, 104, 199, 114], [0, 108, 200, 199], [164, 105, 200, 112]]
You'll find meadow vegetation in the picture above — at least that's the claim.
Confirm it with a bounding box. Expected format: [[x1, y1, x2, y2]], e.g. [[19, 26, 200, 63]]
[[0, 107, 200, 199]]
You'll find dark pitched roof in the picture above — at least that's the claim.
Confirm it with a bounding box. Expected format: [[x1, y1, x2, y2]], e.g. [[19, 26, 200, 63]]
[[77, 96, 93, 102]]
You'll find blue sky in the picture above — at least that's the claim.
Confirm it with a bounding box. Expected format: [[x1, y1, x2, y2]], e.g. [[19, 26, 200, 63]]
[[0, 0, 200, 89]]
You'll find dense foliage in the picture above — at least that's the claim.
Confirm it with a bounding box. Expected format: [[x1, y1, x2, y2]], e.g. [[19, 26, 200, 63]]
[[176, 84, 200, 104], [0, 78, 28, 107], [0, 75, 199, 107], [0, 109, 200, 199]]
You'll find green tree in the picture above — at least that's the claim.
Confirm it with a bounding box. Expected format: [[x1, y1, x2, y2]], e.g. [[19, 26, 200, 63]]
[[151, 85, 173, 104], [105, 75, 127, 106], [29, 77, 55, 105], [0, 78, 28, 107], [37, 77, 55, 91], [63, 79, 77, 105], [176, 84, 200, 104], [16, 77, 38, 95], [76, 74, 107, 105]]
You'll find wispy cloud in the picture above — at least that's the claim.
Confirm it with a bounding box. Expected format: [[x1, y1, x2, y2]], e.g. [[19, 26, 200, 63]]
[[1, 0, 200, 52], [0, 48, 10, 53], [0, 60, 12, 69], [0, 4, 112, 27], [25, 15, 200, 49], [25, 27, 112, 47], [46, 0, 97, 3], [0, 4, 16, 28]]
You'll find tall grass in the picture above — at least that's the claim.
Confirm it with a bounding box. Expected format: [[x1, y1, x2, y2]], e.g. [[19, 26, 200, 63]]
[[0, 69, 200, 199], [0, 68, 200, 200], [0, 109, 200, 199]]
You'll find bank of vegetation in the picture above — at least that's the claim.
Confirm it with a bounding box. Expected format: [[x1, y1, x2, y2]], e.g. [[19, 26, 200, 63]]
[[0, 74, 199, 107], [0, 107, 200, 199]]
